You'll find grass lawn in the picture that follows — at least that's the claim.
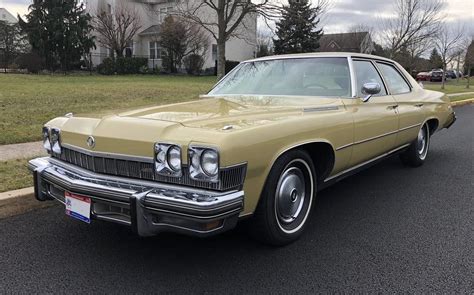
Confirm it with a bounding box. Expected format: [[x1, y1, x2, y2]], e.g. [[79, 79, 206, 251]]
[[0, 74, 216, 145], [0, 159, 32, 193], [423, 79, 474, 94], [449, 94, 474, 102]]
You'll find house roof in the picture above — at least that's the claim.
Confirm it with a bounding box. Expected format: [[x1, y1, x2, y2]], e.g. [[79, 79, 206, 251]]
[[319, 32, 369, 52], [138, 25, 161, 36], [0, 8, 17, 23]]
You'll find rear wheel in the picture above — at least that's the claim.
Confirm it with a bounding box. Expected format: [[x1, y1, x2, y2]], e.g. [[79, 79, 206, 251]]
[[400, 123, 430, 167], [251, 150, 316, 246]]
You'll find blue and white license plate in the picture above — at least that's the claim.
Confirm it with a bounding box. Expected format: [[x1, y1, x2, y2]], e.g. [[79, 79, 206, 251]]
[[65, 192, 91, 224]]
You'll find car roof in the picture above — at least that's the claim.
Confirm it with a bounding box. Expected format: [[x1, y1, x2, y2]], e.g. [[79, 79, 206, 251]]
[[244, 52, 395, 63]]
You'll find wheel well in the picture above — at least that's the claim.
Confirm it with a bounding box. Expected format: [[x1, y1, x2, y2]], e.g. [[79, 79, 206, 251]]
[[298, 142, 335, 184], [426, 119, 439, 135]]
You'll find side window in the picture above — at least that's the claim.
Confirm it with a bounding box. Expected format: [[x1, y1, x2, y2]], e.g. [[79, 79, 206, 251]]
[[353, 60, 387, 97], [376, 62, 411, 95]]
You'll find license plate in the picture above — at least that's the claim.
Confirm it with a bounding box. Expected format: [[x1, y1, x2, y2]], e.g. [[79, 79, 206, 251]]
[[65, 192, 91, 224]]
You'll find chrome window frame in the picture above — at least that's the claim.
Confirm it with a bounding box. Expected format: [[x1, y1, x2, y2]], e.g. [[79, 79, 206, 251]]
[[350, 57, 390, 98]]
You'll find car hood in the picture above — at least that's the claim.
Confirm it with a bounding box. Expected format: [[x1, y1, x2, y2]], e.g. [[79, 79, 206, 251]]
[[117, 95, 341, 131]]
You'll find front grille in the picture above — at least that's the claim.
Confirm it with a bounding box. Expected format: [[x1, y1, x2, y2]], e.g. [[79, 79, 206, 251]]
[[56, 147, 246, 191]]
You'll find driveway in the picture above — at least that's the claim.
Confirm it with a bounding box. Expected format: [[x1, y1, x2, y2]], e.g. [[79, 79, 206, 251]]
[[1, 105, 472, 293]]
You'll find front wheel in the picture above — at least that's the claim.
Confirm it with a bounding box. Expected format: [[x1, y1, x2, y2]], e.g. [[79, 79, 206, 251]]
[[400, 123, 430, 167], [251, 150, 316, 246]]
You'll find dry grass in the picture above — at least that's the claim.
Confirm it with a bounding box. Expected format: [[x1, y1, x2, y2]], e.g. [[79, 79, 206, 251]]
[[0, 159, 32, 193], [0, 74, 216, 145]]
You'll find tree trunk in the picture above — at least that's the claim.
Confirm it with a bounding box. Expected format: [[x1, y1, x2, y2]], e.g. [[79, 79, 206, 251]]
[[467, 65, 471, 89], [217, 39, 226, 80], [216, 0, 226, 80], [441, 63, 446, 90], [456, 53, 461, 84]]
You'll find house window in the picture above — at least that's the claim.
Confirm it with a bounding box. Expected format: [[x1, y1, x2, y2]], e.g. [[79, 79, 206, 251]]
[[212, 44, 218, 61], [149, 41, 161, 59], [159, 6, 175, 22], [125, 41, 133, 57]]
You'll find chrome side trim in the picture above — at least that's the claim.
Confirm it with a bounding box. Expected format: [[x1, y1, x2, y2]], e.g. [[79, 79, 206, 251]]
[[399, 123, 422, 132], [335, 129, 399, 151], [335, 143, 354, 151], [303, 106, 339, 112], [62, 143, 154, 163], [325, 143, 410, 182], [355, 129, 398, 145]]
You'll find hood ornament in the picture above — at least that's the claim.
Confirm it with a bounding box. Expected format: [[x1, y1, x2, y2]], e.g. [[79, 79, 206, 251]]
[[87, 136, 95, 148]]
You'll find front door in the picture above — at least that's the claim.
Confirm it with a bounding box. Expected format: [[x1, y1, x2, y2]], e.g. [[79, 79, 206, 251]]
[[342, 59, 399, 167]]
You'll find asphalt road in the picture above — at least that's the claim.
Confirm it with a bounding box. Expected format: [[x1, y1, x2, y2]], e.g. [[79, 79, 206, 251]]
[[1, 105, 473, 294]]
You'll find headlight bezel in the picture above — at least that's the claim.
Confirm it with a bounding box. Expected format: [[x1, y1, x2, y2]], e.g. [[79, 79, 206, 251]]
[[50, 128, 62, 155], [188, 146, 220, 183], [42, 126, 52, 153], [154, 142, 182, 177]]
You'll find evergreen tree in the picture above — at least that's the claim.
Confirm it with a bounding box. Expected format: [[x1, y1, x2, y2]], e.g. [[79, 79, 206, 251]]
[[273, 0, 323, 54], [19, 0, 95, 71], [429, 48, 443, 70]]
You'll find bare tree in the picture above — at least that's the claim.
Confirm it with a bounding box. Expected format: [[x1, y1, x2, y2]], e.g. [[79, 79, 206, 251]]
[[464, 38, 474, 89], [435, 23, 465, 89], [173, 0, 280, 79], [159, 16, 209, 73], [382, 0, 444, 58], [93, 1, 141, 57]]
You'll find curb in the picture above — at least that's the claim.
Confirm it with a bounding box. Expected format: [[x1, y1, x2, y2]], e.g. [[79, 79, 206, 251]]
[[451, 98, 474, 107], [0, 187, 56, 219]]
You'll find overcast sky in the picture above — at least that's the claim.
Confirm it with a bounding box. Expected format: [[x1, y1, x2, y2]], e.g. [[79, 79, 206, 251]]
[[1, 0, 473, 37]]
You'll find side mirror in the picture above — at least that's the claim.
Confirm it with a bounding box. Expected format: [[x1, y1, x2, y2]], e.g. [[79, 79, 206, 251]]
[[361, 82, 381, 102]]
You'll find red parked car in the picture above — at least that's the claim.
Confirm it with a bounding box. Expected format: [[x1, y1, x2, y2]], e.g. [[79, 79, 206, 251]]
[[416, 71, 431, 81]]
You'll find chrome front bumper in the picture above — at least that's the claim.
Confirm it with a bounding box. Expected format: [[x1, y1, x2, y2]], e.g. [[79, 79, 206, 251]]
[[28, 157, 244, 237]]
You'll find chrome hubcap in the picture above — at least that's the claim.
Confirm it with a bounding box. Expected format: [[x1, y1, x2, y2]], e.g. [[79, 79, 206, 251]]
[[276, 167, 306, 224], [417, 126, 429, 160]]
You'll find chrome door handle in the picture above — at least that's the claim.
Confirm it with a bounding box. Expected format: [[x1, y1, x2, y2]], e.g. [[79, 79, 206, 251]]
[[387, 105, 398, 110], [415, 103, 424, 108]]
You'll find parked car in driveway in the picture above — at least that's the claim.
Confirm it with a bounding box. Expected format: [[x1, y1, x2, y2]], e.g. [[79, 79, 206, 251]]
[[29, 53, 456, 245], [430, 70, 444, 82], [446, 70, 457, 79], [416, 71, 431, 81]]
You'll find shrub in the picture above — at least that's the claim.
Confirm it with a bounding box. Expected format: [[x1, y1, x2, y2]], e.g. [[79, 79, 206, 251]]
[[183, 54, 205, 75], [97, 57, 148, 75], [14, 52, 43, 73], [97, 57, 115, 75]]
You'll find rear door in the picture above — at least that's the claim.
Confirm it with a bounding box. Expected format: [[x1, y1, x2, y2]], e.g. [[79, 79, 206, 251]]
[[341, 58, 399, 167], [375, 62, 423, 146]]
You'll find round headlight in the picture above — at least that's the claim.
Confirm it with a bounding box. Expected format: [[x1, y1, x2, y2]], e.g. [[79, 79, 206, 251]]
[[167, 146, 181, 171], [201, 150, 218, 176]]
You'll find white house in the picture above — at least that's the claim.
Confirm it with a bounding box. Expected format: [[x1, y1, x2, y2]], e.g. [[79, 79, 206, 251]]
[[0, 8, 17, 23], [85, 0, 257, 71]]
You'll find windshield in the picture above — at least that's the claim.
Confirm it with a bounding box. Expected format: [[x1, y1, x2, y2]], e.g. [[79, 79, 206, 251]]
[[209, 57, 351, 97]]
